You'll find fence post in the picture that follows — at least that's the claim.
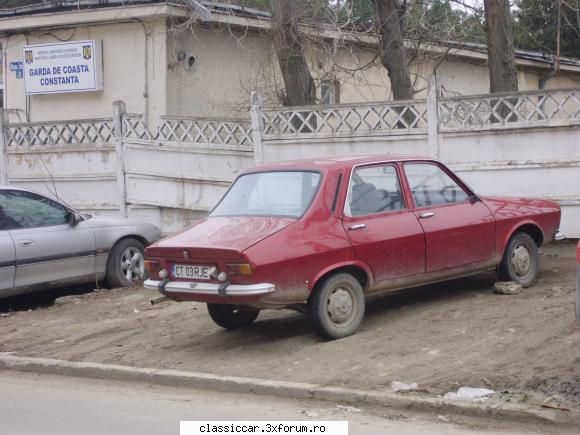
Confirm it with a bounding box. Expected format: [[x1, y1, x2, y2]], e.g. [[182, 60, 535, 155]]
[[250, 92, 264, 164], [427, 74, 440, 159], [0, 110, 7, 185], [112, 101, 128, 217]]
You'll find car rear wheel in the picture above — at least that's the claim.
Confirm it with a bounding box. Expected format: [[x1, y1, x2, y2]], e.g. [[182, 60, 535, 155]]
[[207, 304, 260, 329], [309, 273, 365, 340], [106, 238, 146, 288], [497, 232, 539, 288]]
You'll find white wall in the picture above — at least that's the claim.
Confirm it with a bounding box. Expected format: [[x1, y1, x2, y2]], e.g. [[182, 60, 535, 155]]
[[1, 87, 579, 237]]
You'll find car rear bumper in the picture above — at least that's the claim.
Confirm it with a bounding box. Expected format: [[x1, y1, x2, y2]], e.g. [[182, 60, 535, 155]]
[[144, 279, 276, 297], [576, 265, 580, 328]]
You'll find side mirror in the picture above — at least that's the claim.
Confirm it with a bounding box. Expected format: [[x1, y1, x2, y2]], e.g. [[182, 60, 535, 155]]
[[66, 211, 84, 226], [469, 194, 481, 204]]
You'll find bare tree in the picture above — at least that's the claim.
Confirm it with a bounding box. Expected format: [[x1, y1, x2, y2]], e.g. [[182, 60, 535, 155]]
[[373, 0, 414, 100], [483, 0, 518, 93], [271, 0, 316, 106]]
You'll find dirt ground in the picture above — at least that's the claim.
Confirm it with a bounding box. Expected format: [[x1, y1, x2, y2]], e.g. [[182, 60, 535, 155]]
[[1, 242, 578, 408]]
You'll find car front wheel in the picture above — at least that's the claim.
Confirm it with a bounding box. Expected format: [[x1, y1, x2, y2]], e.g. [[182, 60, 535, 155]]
[[309, 273, 365, 340], [106, 238, 146, 288], [497, 232, 539, 287], [207, 304, 260, 329]]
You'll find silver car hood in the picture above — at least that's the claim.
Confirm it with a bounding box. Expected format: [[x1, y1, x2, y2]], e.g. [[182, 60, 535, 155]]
[[85, 216, 154, 228], [84, 216, 163, 245]]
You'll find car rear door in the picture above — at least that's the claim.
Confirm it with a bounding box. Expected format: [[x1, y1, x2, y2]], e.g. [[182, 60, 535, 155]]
[[0, 190, 96, 288], [342, 163, 425, 282], [403, 162, 495, 272]]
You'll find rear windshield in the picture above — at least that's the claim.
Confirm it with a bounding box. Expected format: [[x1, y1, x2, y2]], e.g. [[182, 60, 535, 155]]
[[211, 171, 322, 218]]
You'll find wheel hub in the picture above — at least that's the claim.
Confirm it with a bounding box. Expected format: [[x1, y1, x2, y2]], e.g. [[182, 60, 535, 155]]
[[327, 287, 354, 324], [511, 244, 531, 276], [121, 247, 144, 282]]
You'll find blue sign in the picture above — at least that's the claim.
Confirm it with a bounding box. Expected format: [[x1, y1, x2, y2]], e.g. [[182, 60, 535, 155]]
[[10, 61, 23, 71]]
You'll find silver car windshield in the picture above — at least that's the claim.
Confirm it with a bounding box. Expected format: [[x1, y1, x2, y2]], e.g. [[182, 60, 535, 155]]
[[211, 171, 322, 218]]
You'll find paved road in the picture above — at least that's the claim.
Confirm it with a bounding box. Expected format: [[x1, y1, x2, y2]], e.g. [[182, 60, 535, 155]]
[[0, 371, 540, 435]]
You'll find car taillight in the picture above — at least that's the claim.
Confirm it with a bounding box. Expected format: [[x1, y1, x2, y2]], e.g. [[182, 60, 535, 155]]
[[576, 242, 580, 265], [144, 260, 161, 279], [226, 263, 253, 276]]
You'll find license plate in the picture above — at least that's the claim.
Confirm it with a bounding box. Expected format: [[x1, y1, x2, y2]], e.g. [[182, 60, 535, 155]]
[[172, 264, 212, 280]]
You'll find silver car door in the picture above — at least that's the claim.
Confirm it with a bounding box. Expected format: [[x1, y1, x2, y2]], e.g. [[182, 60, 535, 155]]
[[0, 230, 16, 292], [0, 190, 96, 288]]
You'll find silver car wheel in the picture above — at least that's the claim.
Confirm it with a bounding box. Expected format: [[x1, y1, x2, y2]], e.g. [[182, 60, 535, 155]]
[[121, 247, 144, 282]]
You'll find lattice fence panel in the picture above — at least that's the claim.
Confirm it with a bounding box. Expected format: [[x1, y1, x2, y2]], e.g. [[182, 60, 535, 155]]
[[122, 113, 153, 141], [157, 117, 253, 148], [438, 88, 580, 131], [262, 100, 428, 138], [5, 118, 114, 147], [122, 115, 252, 149]]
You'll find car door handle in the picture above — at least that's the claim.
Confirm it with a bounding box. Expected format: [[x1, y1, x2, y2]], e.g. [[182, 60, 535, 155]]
[[18, 240, 34, 247], [419, 212, 435, 219], [349, 224, 367, 231]]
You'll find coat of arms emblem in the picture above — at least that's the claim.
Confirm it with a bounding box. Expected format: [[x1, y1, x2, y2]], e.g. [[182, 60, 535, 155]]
[[24, 50, 33, 64], [82, 45, 92, 60]]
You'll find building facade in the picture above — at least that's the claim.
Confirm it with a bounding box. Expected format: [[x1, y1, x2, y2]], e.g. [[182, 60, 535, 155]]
[[1, 0, 579, 125]]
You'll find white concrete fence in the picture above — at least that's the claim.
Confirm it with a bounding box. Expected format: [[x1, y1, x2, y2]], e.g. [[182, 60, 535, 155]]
[[1, 83, 579, 236]]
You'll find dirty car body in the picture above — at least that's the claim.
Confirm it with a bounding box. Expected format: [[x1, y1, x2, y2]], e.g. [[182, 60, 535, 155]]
[[0, 186, 162, 298], [144, 156, 562, 339]]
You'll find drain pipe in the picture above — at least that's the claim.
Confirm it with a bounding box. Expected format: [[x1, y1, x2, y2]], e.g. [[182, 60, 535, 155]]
[[539, 56, 560, 89], [137, 20, 150, 127], [540, 0, 562, 89]]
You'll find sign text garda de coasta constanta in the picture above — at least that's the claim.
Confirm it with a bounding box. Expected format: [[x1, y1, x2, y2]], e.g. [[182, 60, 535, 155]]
[[23, 40, 103, 95]]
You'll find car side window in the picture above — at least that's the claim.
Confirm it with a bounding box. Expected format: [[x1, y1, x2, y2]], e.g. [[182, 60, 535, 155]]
[[404, 163, 469, 207], [0, 190, 69, 230], [346, 164, 405, 217]]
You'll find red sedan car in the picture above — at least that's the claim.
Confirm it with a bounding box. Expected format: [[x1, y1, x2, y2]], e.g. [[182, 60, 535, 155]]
[[144, 156, 562, 339]]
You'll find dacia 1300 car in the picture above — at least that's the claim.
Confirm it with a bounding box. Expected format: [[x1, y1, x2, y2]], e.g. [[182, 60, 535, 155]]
[[144, 156, 563, 339]]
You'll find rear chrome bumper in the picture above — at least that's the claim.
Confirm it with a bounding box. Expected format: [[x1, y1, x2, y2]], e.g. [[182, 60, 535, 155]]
[[554, 231, 566, 241], [144, 279, 276, 297]]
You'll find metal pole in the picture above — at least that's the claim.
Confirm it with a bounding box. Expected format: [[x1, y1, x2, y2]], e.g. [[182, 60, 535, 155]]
[[112, 101, 128, 217], [0, 109, 7, 185], [250, 92, 264, 165], [426, 74, 440, 159]]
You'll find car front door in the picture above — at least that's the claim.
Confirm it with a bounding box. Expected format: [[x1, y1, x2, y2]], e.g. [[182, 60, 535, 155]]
[[0, 227, 16, 293], [403, 162, 495, 272], [0, 190, 96, 289], [342, 163, 425, 283]]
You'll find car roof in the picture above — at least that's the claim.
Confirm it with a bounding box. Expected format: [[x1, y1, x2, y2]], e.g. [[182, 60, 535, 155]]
[[0, 185, 32, 192], [241, 154, 436, 174], [0, 186, 74, 208]]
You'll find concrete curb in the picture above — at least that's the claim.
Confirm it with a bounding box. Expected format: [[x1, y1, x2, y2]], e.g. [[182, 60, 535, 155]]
[[1, 353, 578, 428]]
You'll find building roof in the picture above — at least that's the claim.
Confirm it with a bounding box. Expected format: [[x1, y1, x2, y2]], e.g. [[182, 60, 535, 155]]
[[1, 0, 579, 72], [0, 0, 267, 17]]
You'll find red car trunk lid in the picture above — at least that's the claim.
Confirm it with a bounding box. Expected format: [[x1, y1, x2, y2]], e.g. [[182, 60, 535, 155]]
[[146, 216, 296, 260]]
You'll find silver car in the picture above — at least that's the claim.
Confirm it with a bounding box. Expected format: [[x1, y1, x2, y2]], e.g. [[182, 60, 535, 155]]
[[0, 186, 162, 298]]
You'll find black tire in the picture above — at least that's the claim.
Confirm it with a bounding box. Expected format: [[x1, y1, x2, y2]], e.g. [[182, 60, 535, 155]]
[[106, 238, 146, 288], [207, 304, 260, 329], [308, 273, 365, 340], [497, 232, 539, 288]]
